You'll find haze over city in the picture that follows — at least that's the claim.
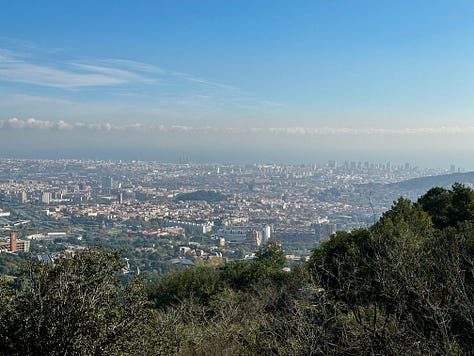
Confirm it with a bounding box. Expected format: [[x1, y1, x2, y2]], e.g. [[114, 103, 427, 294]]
[[1, 1, 474, 168]]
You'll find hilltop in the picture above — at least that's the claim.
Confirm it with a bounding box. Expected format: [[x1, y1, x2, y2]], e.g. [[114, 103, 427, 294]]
[[389, 171, 474, 190]]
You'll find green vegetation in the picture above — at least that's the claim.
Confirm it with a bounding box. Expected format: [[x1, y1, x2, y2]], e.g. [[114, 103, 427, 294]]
[[174, 190, 227, 202], [0, 249, 149, 355], [148, 242, 287, 309], [1, 184, 474, 354], [307, 185, 474, 354]]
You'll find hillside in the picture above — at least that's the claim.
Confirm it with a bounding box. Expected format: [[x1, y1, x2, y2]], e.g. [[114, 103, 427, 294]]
[[389, 171, 474, 191], [1, 183, 474, 354]]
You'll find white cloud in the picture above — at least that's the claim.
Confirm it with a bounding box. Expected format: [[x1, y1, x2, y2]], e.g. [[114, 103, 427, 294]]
[[0, 57, 130, 88], [170, 71, 238, 91], [0, 48, 237, 91], [256, 126, 474, 135], [70, 63, 156, 84], [0, 44, 286, 117], [0, 117, 472, 137], [95, 59, 163, 73], [0, 49, 165, 89]]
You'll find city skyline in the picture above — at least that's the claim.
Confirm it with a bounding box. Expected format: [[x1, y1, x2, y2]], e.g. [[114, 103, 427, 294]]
[[1, 1, 474, 168]]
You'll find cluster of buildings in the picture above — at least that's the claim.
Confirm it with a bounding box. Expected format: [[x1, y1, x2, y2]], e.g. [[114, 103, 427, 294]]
[[216, 224, 272, 246], [165, 220, 214, 234], [0, 158, 458, 263], [0, 232, 30, 253]]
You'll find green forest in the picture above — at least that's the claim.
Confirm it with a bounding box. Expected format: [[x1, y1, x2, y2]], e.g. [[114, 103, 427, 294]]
[[174, 190, 227, 202], [1, 184, 474, 355]]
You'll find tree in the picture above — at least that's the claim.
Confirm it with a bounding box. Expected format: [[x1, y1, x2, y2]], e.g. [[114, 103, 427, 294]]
[[306, 197, 459, 354], [448, 183, 474, 227], [148, 265, 220, 309], [0, 248, 150, 355], [417, 183, 474, 229], [251, 241, 286, 280], [417, 186, 452, 229]]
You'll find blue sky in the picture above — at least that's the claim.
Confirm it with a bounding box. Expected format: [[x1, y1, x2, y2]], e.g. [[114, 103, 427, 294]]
[[1, 1, 474, 167]]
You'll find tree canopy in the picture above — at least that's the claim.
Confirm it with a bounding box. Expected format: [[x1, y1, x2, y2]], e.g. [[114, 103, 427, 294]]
[[306, 184, 474, 354], [0, 249, 149, 355]]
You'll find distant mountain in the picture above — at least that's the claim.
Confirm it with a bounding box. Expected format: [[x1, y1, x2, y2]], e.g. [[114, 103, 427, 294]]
[[388, 171, 474, 191]]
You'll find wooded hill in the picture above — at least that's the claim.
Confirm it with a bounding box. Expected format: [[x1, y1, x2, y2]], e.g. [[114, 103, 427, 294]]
[[1, 183, 474, 355]]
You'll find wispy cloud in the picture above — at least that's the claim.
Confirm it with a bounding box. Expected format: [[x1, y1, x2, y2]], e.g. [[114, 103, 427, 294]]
[[0, 47, 238, 91], [1, 117, 472, 136], [95, 59, 163, 73], [171, 71, 238, 91], [69, 63, 156, 84], [0, 42, 287, 117], [0, 51, 158, 88], [249, 126, 474, 135]]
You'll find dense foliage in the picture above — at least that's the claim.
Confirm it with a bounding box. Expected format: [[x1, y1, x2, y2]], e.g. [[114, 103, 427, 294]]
[[147, 241, 287, 309], [0, 249, 149, 355], [308, 185, 474, 354], [1, 184, 474, 354]]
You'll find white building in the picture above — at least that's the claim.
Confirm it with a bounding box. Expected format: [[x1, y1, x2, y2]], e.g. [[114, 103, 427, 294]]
[[217, 224, 271, 244], [165, 220, 214, 234]]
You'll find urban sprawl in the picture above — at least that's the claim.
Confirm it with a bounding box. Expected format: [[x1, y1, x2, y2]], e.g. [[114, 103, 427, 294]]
[[0, 159, 460, 275]]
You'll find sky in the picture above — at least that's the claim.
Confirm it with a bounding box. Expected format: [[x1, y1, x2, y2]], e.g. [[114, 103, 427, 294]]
[[1, 1, 474, 168]]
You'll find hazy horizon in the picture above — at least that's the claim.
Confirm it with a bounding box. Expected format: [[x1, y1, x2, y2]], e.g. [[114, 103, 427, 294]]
[[1, 1, 474, 170]]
